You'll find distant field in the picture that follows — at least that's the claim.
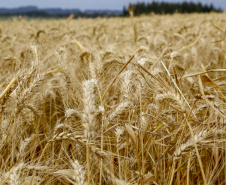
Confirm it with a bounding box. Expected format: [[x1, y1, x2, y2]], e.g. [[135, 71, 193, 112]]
[[0, 13, 225, 184]]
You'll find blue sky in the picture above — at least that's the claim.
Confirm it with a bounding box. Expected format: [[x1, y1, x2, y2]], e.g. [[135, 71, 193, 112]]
[[0, 0, 225, 10]]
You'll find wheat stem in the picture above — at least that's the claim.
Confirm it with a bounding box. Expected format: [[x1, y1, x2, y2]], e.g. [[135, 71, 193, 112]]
[[184, 114, 207, 185]]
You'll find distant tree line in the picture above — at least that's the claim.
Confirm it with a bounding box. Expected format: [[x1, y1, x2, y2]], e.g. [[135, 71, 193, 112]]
[[123, 1, 222, 16], [0, 6, 122, 19], [0, 2, 223, 19], [0, 11, 118, 18], [0, 12, 120, 18]]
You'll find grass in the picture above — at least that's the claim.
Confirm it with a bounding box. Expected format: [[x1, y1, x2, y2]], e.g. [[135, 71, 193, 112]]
[[0, 12, 225, 184]]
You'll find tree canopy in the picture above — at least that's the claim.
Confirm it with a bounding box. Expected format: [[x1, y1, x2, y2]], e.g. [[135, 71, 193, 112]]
[[123, 1, 222, 16]]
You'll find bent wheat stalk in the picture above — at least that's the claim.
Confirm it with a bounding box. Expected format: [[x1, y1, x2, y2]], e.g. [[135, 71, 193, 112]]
[[102, 55, 134, 99], [0, 74, 18, 100]]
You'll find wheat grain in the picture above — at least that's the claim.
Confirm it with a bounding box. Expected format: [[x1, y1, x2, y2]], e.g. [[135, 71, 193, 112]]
[[0, 12, 226, 185]]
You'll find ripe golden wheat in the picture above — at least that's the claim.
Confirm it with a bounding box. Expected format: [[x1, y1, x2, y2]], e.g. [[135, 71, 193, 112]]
[[0, 13, 225, 184]]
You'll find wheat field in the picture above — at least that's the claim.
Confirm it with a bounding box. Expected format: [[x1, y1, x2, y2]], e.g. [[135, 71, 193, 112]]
[[0, 13, 226, 185]]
